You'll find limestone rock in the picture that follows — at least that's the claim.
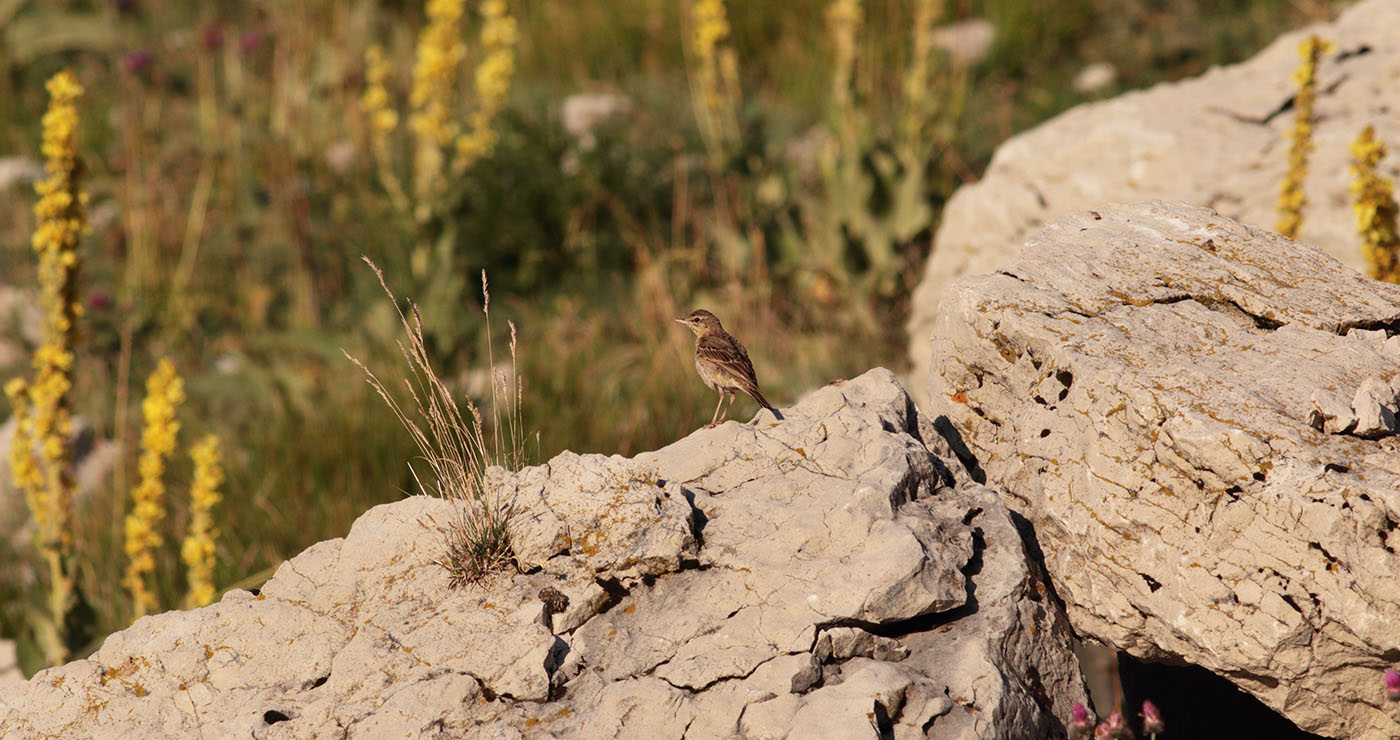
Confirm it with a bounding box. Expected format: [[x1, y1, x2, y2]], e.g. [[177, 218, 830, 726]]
[[933, 201, 1400, 738], [0, 370, 1089, 739], [908, 0, 1400, 407]]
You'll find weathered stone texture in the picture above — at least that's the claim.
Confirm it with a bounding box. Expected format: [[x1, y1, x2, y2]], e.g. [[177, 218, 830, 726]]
[[0, 370, 1088, 740], [908, 0, 1400, 407], [934, 201, 1400, 739]]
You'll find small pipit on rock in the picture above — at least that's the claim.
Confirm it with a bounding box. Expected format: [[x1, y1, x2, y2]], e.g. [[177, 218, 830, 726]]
[[675, 309, 780, 428]]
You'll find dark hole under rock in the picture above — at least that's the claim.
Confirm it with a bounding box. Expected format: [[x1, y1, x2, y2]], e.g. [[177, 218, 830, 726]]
[[1117, 653, 1328, 740]]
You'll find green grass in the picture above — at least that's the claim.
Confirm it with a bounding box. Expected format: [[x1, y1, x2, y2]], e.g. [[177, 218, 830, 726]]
[[0, 0, 1347, 673]]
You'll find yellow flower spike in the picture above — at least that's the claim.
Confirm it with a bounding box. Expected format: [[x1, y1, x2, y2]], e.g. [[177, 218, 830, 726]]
[[123, 358, 185, 619], [409, 0, 467, 149], [1275, 35, 1332, 240], [6, 69, 87, 665], [360, 45, 400, 138], [687, 0, 741, 163], [1349, 126, 1400, 283], [181, 435, 224, 609], [454, 0, 517, 171]]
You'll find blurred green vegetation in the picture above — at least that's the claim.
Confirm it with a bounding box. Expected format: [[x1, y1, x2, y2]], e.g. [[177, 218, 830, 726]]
[[0, 0, 1343, 672]]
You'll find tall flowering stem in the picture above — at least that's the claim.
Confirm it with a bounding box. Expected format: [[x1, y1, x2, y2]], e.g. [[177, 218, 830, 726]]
[[359, 45, 411, 218], [688, 0, 741, 165], [123, 358, 185, 619], [409, 0, 467, 206], [181, 435, 223, 609], [1275, 35, 1331, 240], [1349, 125, 1400, 282], [454, 0, 517, 171], [900, 0, 943, 149], [825, 0, 862, 129], [6, 69, 88, 666]]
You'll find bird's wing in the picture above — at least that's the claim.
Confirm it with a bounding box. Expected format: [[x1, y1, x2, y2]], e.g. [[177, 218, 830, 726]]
[[697, 332, 761, 392]]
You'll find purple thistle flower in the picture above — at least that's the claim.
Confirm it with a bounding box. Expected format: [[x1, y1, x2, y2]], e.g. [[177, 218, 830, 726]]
[[1385, 667, 1400, 702], [239, 31, 262, 53], [1140, 699, 1164, 734], [122, 50, 152, 74]]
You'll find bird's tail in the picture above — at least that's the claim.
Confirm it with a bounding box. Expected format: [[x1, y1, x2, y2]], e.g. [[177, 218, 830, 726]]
[[749, 388, 783, 420]]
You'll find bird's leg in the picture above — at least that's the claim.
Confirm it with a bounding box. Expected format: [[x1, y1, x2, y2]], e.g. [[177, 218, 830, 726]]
[[706, 389, 726, 428], [722, 391, 738, 421]]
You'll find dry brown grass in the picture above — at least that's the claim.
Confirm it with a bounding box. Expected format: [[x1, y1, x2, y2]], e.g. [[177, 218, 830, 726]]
[[344, 258, 524, 587]]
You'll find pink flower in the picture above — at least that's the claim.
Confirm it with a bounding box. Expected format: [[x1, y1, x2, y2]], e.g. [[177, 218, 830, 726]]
[[239, 32, 262, 53], [1098, 710, 1133, 739], [1385, 667, 1400, 702], [122, 50, 152, 74], [1140, 699, 1164, 734], [1069, 702, 1096, 740]]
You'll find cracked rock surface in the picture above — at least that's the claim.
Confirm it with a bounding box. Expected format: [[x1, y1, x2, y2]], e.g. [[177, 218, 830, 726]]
[[933, 201, 1400, 739], [906, 0, 1400, 408], [0, 369, 1088, 739]]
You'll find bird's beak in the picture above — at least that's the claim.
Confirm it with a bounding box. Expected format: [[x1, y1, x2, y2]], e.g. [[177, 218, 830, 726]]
[[673, 318, 687, 325]]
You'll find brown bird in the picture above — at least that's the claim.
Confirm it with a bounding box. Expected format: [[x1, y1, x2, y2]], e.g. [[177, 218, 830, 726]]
[[674, 309, 780, 428]]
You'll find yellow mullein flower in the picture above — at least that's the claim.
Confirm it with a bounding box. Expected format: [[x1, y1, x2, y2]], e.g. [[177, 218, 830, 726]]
[[123, 358, 185, 619], [6, 69, 87, 666], [1276, 35, 1331, 240], [5, 380, 47, 533], [409, 0, 467, 148], [28, 69, 87, 549], [455, 0, 517, 170], [181, 435, 224, 609], [408, 0, 467, 206], [688, 0, 741, 163], [360, 45, 400, 137], [1349, 126, 1400, 283]]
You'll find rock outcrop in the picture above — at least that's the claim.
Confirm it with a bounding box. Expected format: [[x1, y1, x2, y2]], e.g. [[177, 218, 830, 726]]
[[933, 201, 1400, 738], [907, 0, 1400, 407], [0, 370, 1089, 739]]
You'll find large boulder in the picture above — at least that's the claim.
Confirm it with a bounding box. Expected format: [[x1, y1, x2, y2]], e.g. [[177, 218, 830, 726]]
[[0, 369, 1089, 740], [933, 201, 1400, 739], [907, 0, 1400, 407]]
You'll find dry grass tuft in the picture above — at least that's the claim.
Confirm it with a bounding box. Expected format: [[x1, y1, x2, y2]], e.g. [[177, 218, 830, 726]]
[[344, 258, 525, 588]]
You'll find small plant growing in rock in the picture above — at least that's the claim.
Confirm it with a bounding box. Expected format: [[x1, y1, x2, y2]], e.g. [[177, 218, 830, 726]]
[[345, 259, 527, 588]]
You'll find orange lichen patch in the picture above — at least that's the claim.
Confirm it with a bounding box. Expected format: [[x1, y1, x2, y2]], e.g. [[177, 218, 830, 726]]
[[624, 604, 636, 614], [949, 392, 969, 404], [525, 718, 540, 727]]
